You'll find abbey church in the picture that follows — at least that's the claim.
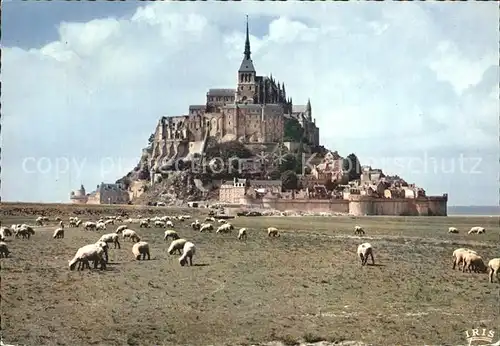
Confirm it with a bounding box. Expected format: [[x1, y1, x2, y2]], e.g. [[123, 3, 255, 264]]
[[150, 17, 319, 168]]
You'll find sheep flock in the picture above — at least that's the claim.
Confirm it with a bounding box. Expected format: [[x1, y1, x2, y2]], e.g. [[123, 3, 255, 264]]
[[2, 215, 498, 284]]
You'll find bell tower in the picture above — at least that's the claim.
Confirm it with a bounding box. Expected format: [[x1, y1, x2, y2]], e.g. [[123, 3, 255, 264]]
[[236, 15, 256, 104]]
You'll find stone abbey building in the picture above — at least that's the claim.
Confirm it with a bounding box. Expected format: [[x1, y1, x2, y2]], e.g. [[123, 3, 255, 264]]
[[150, 17, 319, 170]]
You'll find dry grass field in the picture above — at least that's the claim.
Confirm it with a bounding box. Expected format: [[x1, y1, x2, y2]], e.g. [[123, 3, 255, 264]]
[[1, 203, 499, 346]]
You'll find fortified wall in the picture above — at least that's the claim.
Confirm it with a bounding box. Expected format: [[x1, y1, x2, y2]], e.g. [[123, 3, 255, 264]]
[[262, 194, 448, 216]]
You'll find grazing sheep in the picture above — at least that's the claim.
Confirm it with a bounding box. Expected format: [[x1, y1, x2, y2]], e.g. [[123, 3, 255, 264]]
[[166, 220, 174, 228], [95, 241, 110, 263], [98, 233, 121, 249], [122, 229, 141, 243], [216, 223, 233, 234], [0, 227, 12, 240], [35, 216, 44, 226], [115, 225, 128, 234], [0, 242, 10, 258], [164, 230, 180, 241], [218, 219, 227, 224], [179, 241, 196, 266], [154, 220, 166, 228], [84, 221, 97, 231], [468, 226, 486, 234], [462, 252, 487, 273], [68, 218, 78, 227], [132, 241, 151, 260], [354, 225, 365, 235], [448, 227, 459, 234], [238, 228, 247, 240], [168, 238, 187, 255], [68, 244, 106, 271], [200, 223, 213, 233], [488, 258, 500, 283], [205, 217, 215, 222], [53, 228, 64, 239], [104, 219, 114, 226], [191, 220, 201, 230], [15, 225, 35, 239], [140, 220, 150, 228], [357, 243, 375, 266], [267, 227, 280, 237], [452, 248, 478, 270], [96, 222, 107, 231]]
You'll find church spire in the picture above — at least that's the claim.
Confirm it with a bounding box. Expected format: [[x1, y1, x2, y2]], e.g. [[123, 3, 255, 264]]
[[244, 15, 251, 60], [238, 15, 255, 73]]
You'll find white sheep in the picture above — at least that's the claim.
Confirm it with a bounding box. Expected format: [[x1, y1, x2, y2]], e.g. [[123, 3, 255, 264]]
[[166, 220, 174, 228], [448, 227, 459, 234], [140, 220, 150, 228], [238, 228, 247, 240], [357, 243, 375, 266], [154, 220, 166, 228], [354, 225, 365, 235], [104, 219, 114, 225], [200, 223, 213, 233], [488, 258, 500, 283], [216, 223, 234, 234], [164, 230, 180, 241], [0, 242, 10, 258], [218, 219, 227, 224], [68, 244, 106, 271], [267, 227, 280, 237], [96, 222, 107, 231], [205, 217, 215, 222], [462, 252, 487, 273], [179, 241, 196, 266], [122, 229, 141, 243], [98, 233, 121, 249], [168, 238, 187, 255], [115, 225, 128, 234], [191, 220, 201, 230], [452, 248, 478, 270], [132, 241, 151, 260], [468, 226, 486, 234], [84, 221, 97, 231], [15, 225, 35, 239], [35, 216, 44, 226], [0, 227, 12, 240], [53, 228, 64, 239], [95, 241, 110, 263]]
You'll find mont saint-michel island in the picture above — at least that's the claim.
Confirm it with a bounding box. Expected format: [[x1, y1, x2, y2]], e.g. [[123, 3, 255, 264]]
[[71, 18, 448, 216]]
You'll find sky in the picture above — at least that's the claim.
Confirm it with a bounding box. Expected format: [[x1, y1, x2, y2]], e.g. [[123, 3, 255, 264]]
[[2, 1, 498, 206]]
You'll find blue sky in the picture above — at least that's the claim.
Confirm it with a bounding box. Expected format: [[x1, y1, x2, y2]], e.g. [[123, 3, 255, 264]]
[[2, 2, 498, 205]]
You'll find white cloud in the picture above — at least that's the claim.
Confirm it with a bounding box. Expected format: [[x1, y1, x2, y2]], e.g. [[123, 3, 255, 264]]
[[2, 2, 498, 205]]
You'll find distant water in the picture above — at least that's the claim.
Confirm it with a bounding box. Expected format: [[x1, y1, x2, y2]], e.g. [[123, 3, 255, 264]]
[[448, 205, 500, 216]]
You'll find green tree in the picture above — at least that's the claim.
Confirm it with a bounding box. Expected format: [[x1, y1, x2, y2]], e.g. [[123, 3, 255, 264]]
[[343, 153, 362, 182], [279, 154, 298, 173], [281, 170, 298, 190], [283, 118, 304, 142], [267, 169, 281, 180]]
